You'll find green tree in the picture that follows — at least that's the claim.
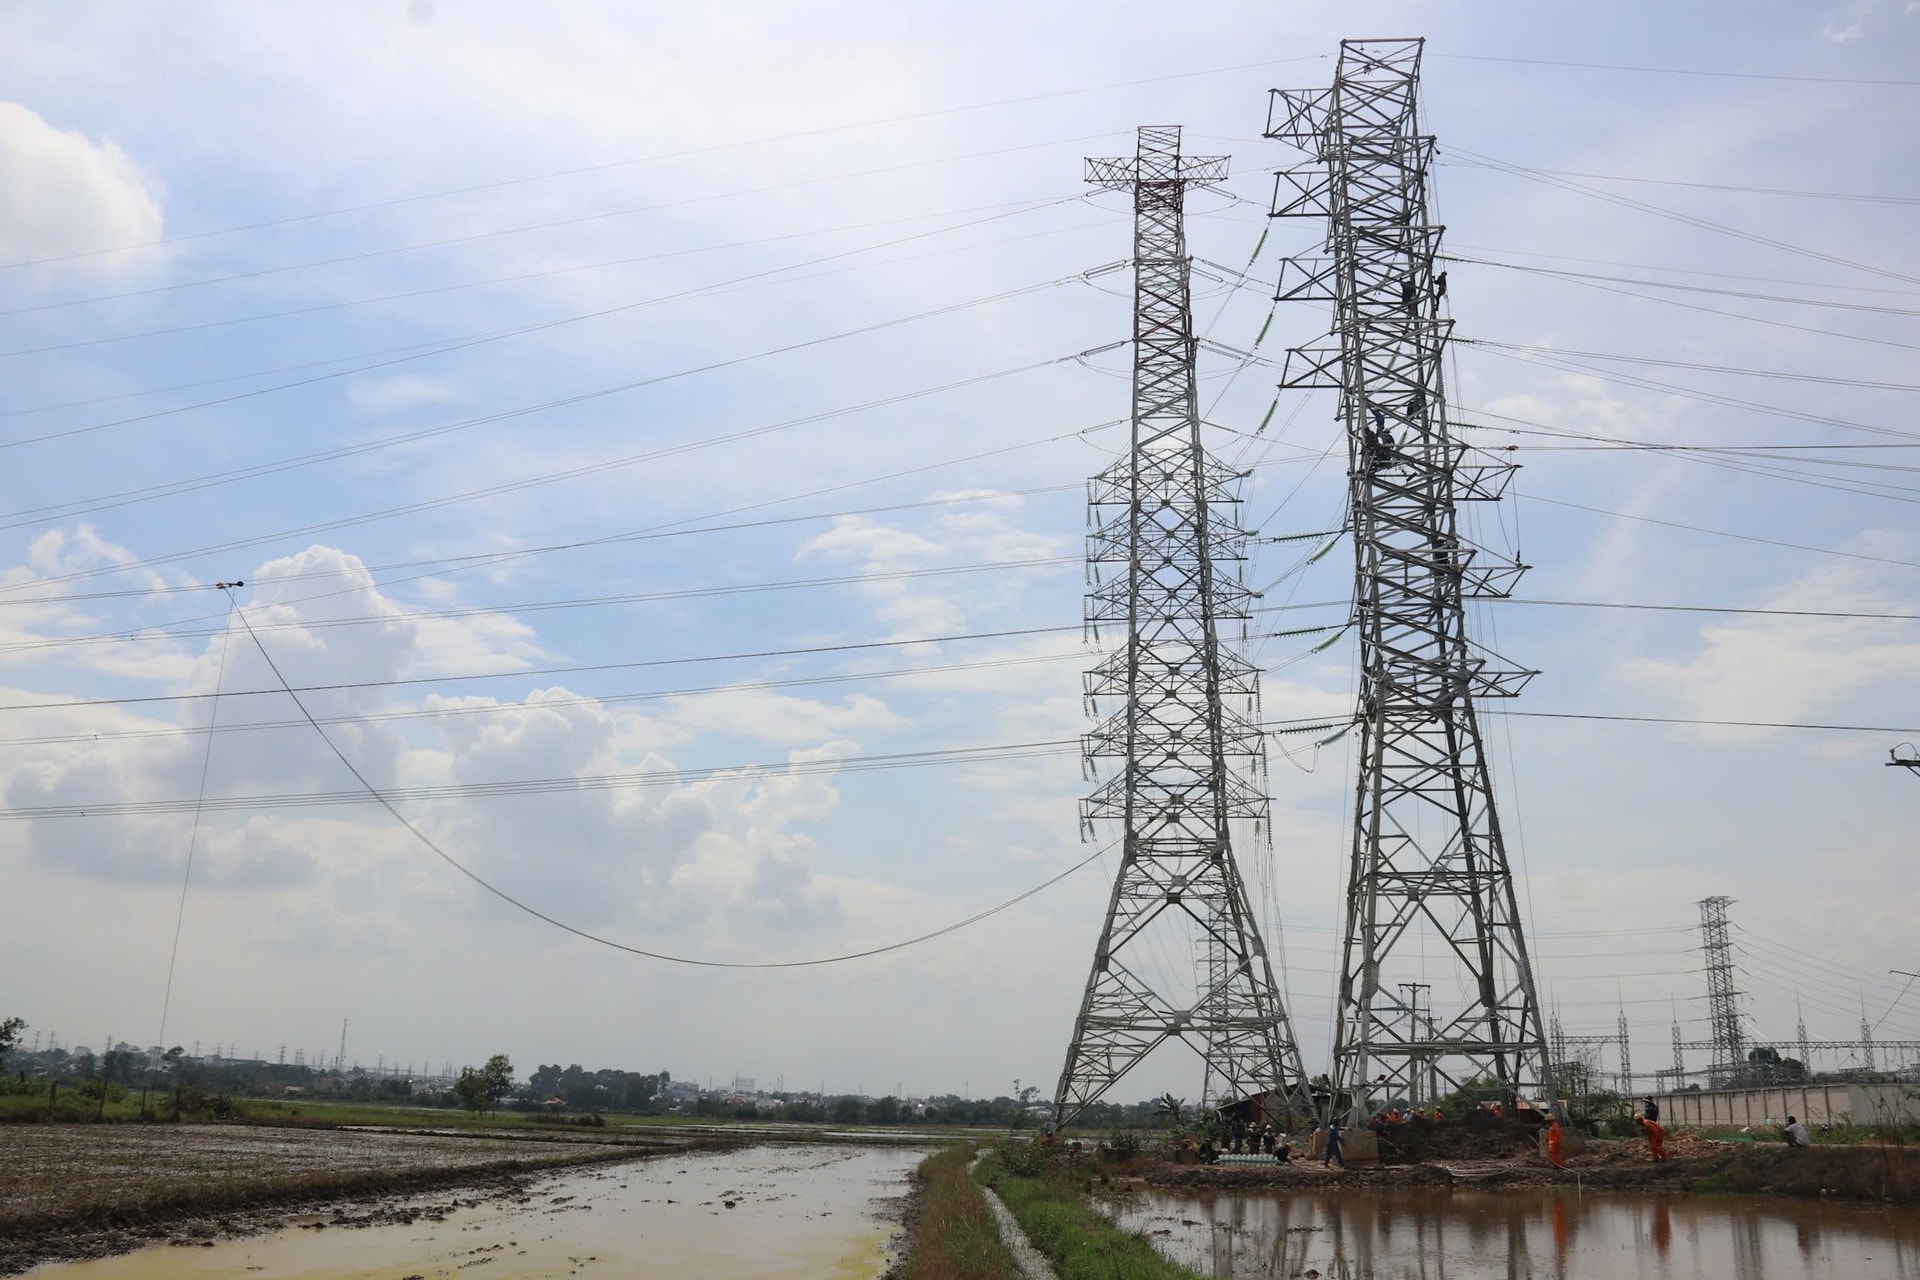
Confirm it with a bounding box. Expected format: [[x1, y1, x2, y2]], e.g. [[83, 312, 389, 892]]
[[0, 1017, 23, 1069], [455, 1054, 515, 1115], [1154, 1093, 1189, 1130]]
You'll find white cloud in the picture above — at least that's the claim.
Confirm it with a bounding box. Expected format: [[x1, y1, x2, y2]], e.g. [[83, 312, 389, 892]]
[[0, 101, 162, 271], [1623, 550, 1920, 742]]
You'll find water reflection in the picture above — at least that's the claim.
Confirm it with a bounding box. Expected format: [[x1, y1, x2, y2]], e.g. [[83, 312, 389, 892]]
[[1104, 1186, 1920, 1279]]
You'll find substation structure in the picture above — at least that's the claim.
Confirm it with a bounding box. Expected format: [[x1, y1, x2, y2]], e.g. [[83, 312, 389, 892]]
[[1654, 896, 1920, 1089], [1053, 125, 1310, 1130], [1268, 38, 1555, 1121]]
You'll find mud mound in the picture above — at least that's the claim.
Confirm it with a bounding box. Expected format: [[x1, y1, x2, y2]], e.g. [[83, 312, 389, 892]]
[[1388, 1114, 1538, 1161]]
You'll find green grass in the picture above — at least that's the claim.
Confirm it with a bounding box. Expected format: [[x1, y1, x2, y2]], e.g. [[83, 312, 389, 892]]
[[895, 1145, 1021, 1280], [976, 1152, 1203, 1280], [1697, 1123, 1920, 1146]]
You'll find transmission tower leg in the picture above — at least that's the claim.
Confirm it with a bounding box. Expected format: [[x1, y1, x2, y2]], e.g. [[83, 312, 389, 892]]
[[1054, 125, 1309, 1130], [1268, 39, 1553, 1122]]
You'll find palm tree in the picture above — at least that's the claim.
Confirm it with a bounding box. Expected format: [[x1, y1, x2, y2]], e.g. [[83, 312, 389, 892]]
[[1154, 1093, 1189, 1130]]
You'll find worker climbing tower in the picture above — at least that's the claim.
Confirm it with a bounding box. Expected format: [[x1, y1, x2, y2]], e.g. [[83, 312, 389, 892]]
[[1054, 125, 1309, 1129], [1266, 40, 1554, 1120]]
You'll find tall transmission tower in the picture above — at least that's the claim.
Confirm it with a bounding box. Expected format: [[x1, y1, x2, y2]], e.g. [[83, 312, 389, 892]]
[[1054, 124, 1309, 1129], [1267, 39, 1551, 1120], [1698, 895, 1745, 1084], [1617, 1007, 1633, 1095]]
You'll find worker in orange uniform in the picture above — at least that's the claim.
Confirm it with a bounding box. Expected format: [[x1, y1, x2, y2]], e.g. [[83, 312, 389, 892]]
[[1545, 1117, 1568, 1169], [1637, 1113, 1668, 1161]]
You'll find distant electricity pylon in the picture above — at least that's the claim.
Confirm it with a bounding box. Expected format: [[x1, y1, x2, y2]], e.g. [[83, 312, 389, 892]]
[[1267, 40, 1552, 1120], [1054, 125, 1309, 1130], [1698, 895, 1747, 1084]]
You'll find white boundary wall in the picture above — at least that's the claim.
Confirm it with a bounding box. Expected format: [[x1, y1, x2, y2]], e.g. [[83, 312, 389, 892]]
[[1653, 1083, 1920, 1128]]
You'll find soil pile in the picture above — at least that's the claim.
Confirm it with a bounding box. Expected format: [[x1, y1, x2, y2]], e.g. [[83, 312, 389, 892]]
[[1389, 1114, 1537, 1162]]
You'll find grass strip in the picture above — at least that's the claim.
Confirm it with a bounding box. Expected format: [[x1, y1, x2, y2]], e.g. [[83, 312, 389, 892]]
[[977, 1153, 1202, 1280], [894, 1145, 1022, 1280]]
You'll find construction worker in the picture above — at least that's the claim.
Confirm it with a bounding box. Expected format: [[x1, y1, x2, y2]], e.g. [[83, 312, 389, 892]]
[[1637, 1113, 1668, 1162], [1642, 1095, 1660, 1123], [1545, 1117, 1567, 1169], [1322, 1121, 1344, 1169]]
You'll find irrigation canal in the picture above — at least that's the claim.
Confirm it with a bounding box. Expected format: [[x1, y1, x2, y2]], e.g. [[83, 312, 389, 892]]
[[1109, 1183, 1920, 1278]]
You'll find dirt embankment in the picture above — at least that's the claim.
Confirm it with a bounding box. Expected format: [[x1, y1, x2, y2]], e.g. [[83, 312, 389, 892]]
[[0, 1123, 720, 1274], [1144, 1130, 1920, 1206]]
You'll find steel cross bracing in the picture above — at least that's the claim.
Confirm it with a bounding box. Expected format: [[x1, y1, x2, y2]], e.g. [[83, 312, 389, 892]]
[[1054, 125, 1309, 1130], [1266, 39, 1553, 1121]]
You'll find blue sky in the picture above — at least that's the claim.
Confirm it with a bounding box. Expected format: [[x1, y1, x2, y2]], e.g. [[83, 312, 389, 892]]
[[0, 0, 1917, 1100]]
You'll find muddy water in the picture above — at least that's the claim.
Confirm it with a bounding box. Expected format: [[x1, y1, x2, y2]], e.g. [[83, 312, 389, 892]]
[[29, 1144, 928, 1280], [1106, 1186, 1920, 1278]]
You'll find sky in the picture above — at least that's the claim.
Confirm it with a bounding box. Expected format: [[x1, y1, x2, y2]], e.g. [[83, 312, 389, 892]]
[[0, 0, 1917, 1102]]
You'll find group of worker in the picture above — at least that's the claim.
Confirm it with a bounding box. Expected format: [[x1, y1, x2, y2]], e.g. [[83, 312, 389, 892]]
[[1195, 1121, 1294, 1165]]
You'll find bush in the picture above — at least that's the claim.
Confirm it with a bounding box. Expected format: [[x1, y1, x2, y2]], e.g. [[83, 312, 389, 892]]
[[997, 1138, 1063, 1178]]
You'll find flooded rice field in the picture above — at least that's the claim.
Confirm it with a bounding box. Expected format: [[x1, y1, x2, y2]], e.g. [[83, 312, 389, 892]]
[[23, 1143, 926, 1280], [1107, 1184, 1920, 1278], [0, 1125, 626, 1223]]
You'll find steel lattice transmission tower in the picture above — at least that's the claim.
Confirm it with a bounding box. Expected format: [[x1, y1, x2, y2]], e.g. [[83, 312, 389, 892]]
[[1054, 125, 1309, 1129], [1267, 40, 1553, 1120], [1698, 895, 1746, 1084]]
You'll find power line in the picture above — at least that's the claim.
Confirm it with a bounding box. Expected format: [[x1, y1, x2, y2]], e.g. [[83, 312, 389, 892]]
[[1515, 490, 1920, 571], [0, 482, 1095, 609], [1444, 162, 1920, 206], [0, 623, 1086, 713], [210, 587, 1110, 969], [1, 138, 1114, 318], [155, 597, 237, 1057], [0, 52, 1327, 271], [1448, 240, 1920, 298], [1450, 147, 1920, 288], [0, 736, 1088, 820], [0, 193, 1086, 369], [0, 555, 1083, 656], [0, 332, 1089, 536], [0, 321, 1108, 592], [1453, 256, 1920, 315], [1494, 710, 1920, 734], [1463, 261, 1920, 366], [1509, 599, 1920, 622], [0, 650, 1091, 750], [1430, 51, 1920, 88], [1467, 339, 1920, 395]]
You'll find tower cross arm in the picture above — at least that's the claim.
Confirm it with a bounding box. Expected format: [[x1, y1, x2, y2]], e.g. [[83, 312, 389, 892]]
[[1084, 154, 1230, 190]]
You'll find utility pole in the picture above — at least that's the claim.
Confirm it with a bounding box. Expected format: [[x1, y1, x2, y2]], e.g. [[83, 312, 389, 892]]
[[1797, 1003, 1811, 1073], [1671, 1015, 1684, 1084], [1617, 1008, 1633, 1096], [1055, 124, 1309, 1130], [1861, 997, 1876, 1073], [338, 1019, 348, 1074], [1268, 38, 1550, 1123], [1888, 745, 1920, 774], [1698, 897, 1745, 1085]]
